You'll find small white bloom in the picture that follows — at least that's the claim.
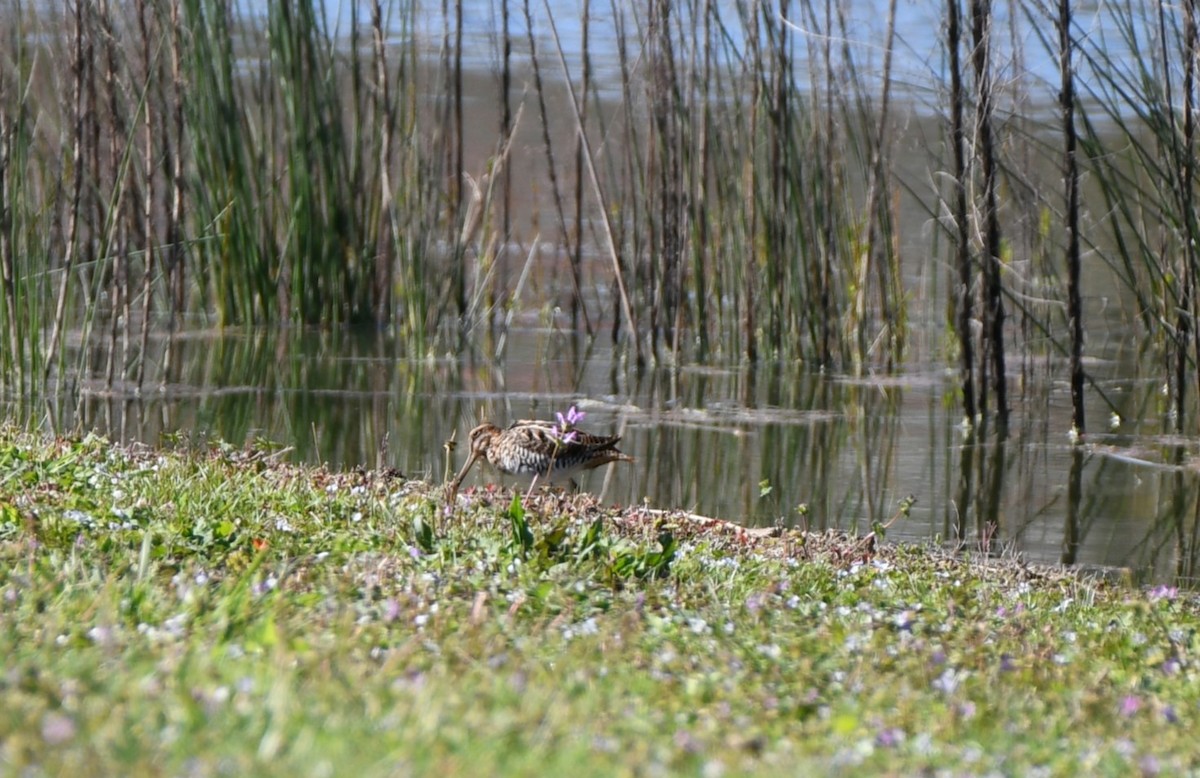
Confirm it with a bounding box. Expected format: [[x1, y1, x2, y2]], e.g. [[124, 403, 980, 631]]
[[932, 667, 961, 694], [87, 626, 112, 645]]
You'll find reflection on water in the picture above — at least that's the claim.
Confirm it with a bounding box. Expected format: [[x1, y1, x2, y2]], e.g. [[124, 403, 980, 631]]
[[33, 326, 1200, 587]]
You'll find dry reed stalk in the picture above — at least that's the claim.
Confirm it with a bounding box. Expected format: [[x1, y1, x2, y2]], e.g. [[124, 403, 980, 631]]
[[743, 2, 760, 365], [451, 0, 465, 323], [608, 0, 637, 348], [1186, 0, 1200, 421], [93, 0, 136, 389], [820, 0, 836, 368], [649, 0, 683, 360], [136, 0, 155, 391], [496, 0, 512, 334], [766, 1, 787, 353], [372, 0, 394, 327], [691, 0, 713, 359], [161, 0, 185, 385], [46, 0, 89, 382], [1058, 0, 1083, 432], [571, 0, 592, 336], [1176, 0, 1199, 431], [970, 0, 1008, 431], [947, 0, 976, 422], [0, 15, 19, 379]]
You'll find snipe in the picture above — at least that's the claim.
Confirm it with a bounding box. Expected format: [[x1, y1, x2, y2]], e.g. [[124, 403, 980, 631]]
[[447, 415, 633, 496]]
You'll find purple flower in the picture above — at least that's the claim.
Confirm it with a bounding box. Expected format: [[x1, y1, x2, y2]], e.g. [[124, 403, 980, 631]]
[[1148, 585, 1178, 603], [382, 598, 401, 623], [673, 729, 700, 754], [552, 406, 585, 445], [875, 727, 904, 748], [41, 713, 76, 745], [1119, 695, 1141, 717]]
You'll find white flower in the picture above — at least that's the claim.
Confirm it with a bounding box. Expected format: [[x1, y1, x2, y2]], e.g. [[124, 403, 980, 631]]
[[932, 667, 962, 694]]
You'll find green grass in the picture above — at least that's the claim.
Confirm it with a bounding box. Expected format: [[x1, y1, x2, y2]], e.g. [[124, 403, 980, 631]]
[[0, 430, 1197, 776]]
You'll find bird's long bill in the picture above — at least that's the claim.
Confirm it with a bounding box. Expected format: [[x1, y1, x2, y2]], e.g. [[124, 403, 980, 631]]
[[447, 450, 481, 495]]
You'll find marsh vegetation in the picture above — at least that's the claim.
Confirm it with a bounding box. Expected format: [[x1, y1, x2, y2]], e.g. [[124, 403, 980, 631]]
[[3, 0, 1200, 581]]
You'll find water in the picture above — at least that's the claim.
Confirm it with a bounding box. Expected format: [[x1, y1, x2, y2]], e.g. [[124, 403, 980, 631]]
[[397, 0, 1141, 112]]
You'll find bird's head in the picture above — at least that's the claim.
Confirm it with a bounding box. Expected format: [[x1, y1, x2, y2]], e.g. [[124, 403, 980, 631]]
[[467, 422, 502, 456]]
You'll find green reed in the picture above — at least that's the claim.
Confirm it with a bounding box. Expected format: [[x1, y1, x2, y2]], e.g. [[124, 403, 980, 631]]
[[0, 0, 908, 390], [9, 0, 1200, 437], [0, 1, 371, 380]]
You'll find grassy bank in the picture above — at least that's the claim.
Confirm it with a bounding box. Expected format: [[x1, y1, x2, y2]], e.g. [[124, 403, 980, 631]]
[[0, 430, 1197, 775]]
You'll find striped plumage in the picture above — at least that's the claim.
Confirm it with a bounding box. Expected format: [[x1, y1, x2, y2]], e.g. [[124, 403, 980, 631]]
[[448, 419, 633, 495]]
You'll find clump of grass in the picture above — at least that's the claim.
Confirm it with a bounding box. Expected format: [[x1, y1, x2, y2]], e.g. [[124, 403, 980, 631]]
[[0, 430, 1197, 774]]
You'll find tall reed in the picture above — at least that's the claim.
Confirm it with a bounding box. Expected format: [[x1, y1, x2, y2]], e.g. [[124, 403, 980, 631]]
[[0, 0, 915, 391], [1058, 0, 1083, 432], [10, 0, 1200, 434]]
